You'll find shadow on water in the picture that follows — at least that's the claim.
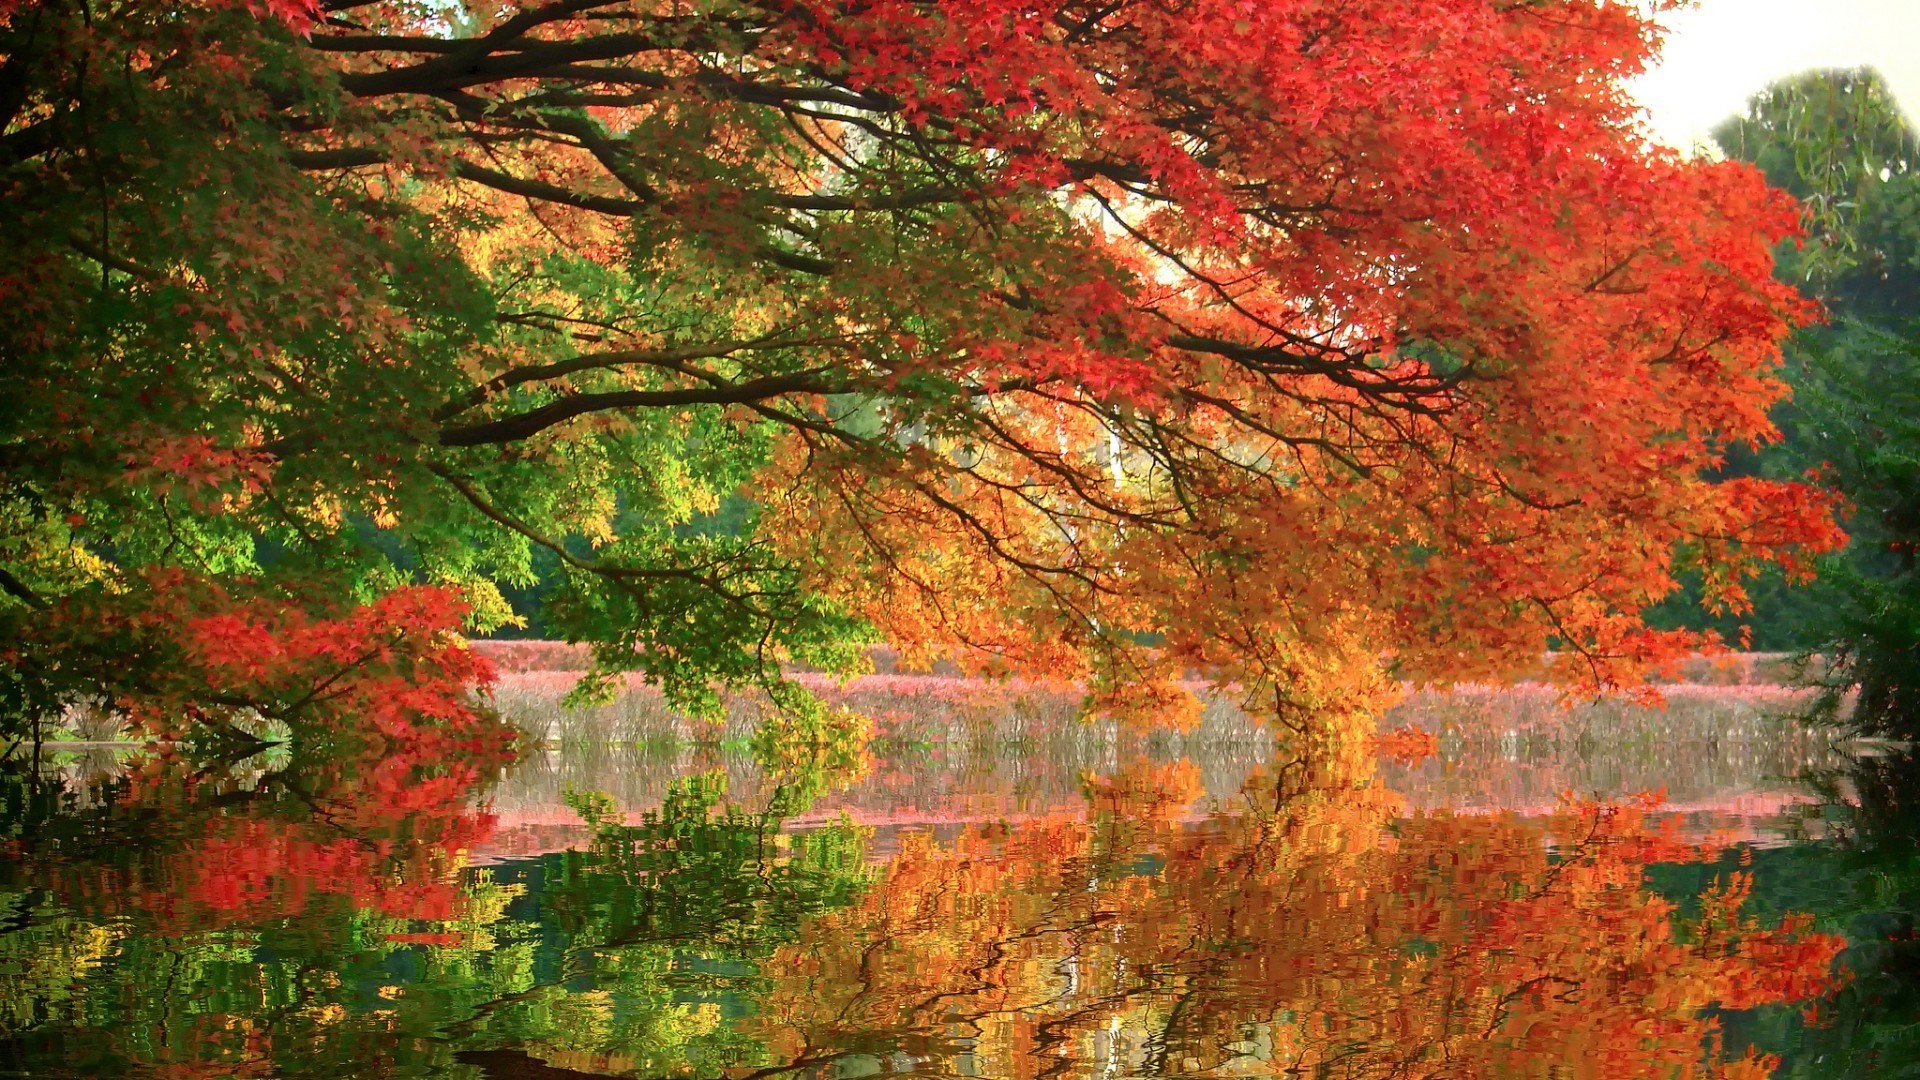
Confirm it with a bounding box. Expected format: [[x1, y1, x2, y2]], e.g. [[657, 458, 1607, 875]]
[[0, 682, 1911, 1078]]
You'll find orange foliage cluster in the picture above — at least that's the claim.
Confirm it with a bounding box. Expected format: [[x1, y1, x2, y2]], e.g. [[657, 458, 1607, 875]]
[[1, 0, 1854, 741], [744, 0, 1846, 712]]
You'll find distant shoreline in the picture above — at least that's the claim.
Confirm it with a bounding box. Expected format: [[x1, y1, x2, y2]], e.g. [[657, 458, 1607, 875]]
[[469, 640, 1815, 687]]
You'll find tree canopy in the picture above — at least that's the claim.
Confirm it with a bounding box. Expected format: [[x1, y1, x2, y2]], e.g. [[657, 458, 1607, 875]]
[[1713, 67, 1920, 319], [0, 0, 1842, 740]]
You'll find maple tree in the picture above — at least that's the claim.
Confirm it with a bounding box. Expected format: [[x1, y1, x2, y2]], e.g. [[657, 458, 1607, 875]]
[[7, 730, 512, 930], [0, 0, 1843, 741]]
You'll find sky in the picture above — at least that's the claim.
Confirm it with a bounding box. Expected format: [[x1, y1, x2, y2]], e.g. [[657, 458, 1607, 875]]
[[1629, 0, 1920, 150]]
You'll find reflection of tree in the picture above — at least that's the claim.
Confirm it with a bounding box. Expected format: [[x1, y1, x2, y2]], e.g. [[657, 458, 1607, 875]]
[[34, 752, 499, 932], [444, 773, 877, 1075], [0, 745, 1845, 1079], [0, 738, 512, 1077], [0, 759, 875, 1078], [753, 760, 1842, 1079], [1718, 751, 1920, 1079]]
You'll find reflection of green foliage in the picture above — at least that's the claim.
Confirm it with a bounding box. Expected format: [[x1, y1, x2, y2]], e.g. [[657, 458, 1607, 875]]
[[396, 773, 877, 1073], [749, 685, 875, 814], [545, 771, 875, 955], [0, 895, 114, 1037], [0, 766, 875, 1078], [563, 786, 620, 831]]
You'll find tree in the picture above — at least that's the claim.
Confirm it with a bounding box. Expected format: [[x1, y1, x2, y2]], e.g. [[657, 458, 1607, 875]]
[[1712, 68, 1920, 320], [0, 0, 1841, 743], [1788, 326, 1920, 732]]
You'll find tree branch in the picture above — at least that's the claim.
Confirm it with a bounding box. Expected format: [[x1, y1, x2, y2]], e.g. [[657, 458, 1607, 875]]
[[433, 334, 828, 421], [0, 565, 48, 609], [435, 370, 842, 446]]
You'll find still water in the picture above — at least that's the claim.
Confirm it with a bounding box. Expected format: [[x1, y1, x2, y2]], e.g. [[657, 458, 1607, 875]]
[[1, 677, 1916, 1079]]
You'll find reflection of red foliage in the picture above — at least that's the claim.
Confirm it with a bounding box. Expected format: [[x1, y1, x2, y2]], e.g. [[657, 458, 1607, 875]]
[[188, 821, 377, 914], [21, 567, 519, 927], [55, 736, 508, 932], [1084, 758, 1205, 821], [1369, 723, 1440, 763], [173, 773, 497, 923], [26, 568, 518, 932]]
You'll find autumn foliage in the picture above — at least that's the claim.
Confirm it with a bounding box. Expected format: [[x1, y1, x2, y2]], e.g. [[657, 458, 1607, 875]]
[[0, 734, 510, 1077], [0, 0, 1843, 739], [5, 569, 508, 756], [0, 730, 1847, 1078]]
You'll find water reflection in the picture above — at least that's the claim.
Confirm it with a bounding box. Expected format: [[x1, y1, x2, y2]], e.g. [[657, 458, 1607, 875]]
[[1728, 748, 1920, 1079], [733, 758, 1838, 1080], [0, 739, 510, 1077], [0, 688, 1885, 1078]]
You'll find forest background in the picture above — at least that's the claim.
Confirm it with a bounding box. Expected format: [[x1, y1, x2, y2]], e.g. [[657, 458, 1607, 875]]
[[1640, 67, 1920, 733]]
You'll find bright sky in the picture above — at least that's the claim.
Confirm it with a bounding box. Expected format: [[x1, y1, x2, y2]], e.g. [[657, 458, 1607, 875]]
[[1629, 0, 1920, 150]]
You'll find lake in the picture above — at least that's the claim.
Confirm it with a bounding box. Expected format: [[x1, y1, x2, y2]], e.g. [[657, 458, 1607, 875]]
[[1, 670, 1914, 1079]]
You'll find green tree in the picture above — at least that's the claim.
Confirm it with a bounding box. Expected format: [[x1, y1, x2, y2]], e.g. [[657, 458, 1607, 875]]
[[1714, 69, 1920, 319]]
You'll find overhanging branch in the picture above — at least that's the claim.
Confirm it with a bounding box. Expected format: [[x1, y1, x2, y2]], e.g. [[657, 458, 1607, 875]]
[[436, 370, 842, 446]]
